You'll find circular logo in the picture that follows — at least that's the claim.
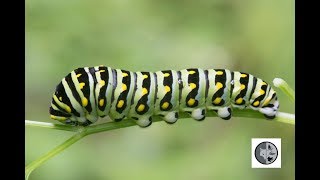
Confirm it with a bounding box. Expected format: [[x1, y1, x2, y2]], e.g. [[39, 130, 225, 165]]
[[254, 141, 278, 165]]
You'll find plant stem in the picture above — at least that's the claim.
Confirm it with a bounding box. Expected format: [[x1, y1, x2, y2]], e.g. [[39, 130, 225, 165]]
[[25, 110, 294, 179], [25, 109, 294, 179], [26, 109, 295, 132], [25, 127, 87, 179], [273, 78, 295, 102], [274, 112, 295, 125], [86, 110, 295, 135], [25, 120, 78, 132]]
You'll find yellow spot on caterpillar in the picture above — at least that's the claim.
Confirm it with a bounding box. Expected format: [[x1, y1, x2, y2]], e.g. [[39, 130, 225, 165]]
[[240, 84, 246, 90], [137, 104, 145, 112], [76, 74, 82, 78], [259, 89, 265, 95], [164, 86, 171, 92], [99, 70, 105, 73], [122, 84, 127, 91], [216, 71, 223, 75], [59, 117, 67, 121], [99, 80, 105, 87], [117, 100, 124, 108], [236, 98, 243, 104], [142, 88, 148, 96], [143, 74, 148, 79], [59, 96, 62, 101], [213, 97, 222, 105], [261, 82, 267, 85], [99, 99, 104, 107], [82, 97, 88, 107], [189, 83, 196, 89], [122, 72, 128, 77], [50, 115, 67, 121], [216, 82, 223, 90], [65, 106, 72, 113], [240, 74, 247, 78], [253, 101, 260, 107], [161, 102, 169, 109], [188, 70, 196, 74], [262, 98, 271, 106], [79, 82, 85, 89], [163, 73, 170, 77], [187, 98, 195, 106]]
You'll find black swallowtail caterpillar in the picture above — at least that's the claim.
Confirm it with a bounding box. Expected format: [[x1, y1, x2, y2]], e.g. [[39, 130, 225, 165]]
[[49, 66, 279, 127]]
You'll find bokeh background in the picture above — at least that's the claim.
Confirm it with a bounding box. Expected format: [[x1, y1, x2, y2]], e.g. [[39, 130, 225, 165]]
[[26, 0, 294, 179]]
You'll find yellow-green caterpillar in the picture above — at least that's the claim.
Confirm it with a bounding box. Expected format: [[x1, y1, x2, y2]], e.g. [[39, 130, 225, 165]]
[[49, 66, 279, 127]]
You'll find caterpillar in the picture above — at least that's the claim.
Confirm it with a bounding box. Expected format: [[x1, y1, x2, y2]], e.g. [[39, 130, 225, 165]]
[[49, 66, 279, 127]]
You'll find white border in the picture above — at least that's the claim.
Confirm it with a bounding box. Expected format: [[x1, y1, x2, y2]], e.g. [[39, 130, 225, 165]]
[[251, 138, 281, 168]]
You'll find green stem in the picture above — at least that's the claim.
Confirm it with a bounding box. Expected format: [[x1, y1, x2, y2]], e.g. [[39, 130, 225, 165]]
[[26, 109, 295, 133], [25, 120, 78, 132], [25, 127, 87, 179], [274, 112, 295, 125], [273, 78, 295, 102], [86, 110, 295, 134], [25, 110, 294, 179]]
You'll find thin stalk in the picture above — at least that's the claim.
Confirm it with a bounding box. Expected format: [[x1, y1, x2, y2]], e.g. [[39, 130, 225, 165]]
[[26, 109, 295, 132], [25, 110, 294, 179], [273, 78, 295, 102], [25, 109, 294, 179], [25, 120, 78, 132], [274, 112, 295, 125], [25, 127, 87, 179]]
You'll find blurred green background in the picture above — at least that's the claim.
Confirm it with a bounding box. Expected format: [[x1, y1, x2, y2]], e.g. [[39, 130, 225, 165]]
[[26, 0, 294, 180]]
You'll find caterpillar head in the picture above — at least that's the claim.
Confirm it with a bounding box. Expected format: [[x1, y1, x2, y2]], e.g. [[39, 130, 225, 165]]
[[258, 89, 279, 119], [49, 80, 91, 126]]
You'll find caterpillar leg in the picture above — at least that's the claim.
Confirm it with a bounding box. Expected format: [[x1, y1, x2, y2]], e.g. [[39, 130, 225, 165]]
[[216, 106, 232, 120], [108, 114, 125, 122], [162, 111, 179, 124], [65, 119, 79, 126], [132, 116, 153, 128], [80, 120, 93, 126], [259, 100, 279, 119], [190, 108, 206, 121]]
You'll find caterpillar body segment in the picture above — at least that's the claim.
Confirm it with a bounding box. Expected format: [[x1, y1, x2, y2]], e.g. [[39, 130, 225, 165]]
[[154, 70, 180, 124], [49, 66, 279, 127], [109, 69, 134, 122], [128, 71, 156, 127]]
